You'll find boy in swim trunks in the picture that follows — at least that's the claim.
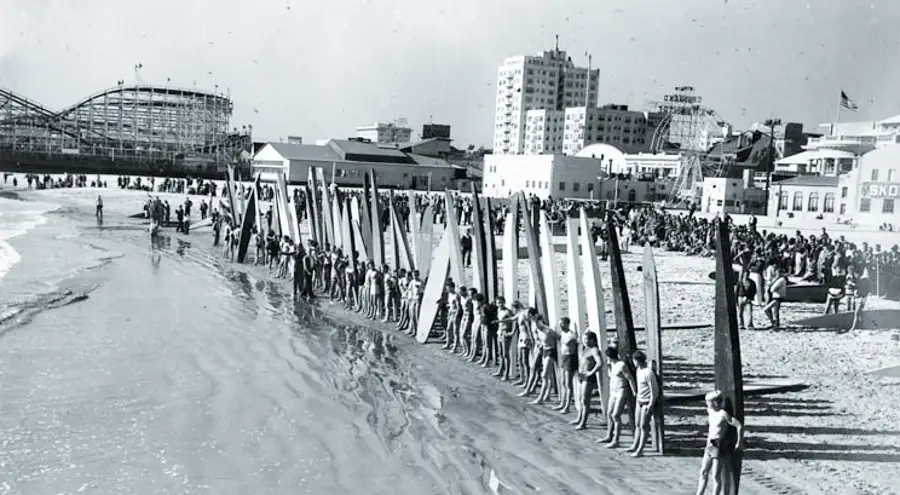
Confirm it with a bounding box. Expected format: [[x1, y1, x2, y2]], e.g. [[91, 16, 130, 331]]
[[492, 297, 515, 380], [598, 346, 633, 448], [626, 350, 658, 457], [696, 390, 744, 495]]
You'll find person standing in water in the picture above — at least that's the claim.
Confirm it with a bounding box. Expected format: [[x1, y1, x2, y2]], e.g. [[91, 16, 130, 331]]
[[695, 390, 744, 495], [95, 195, 104, 221]]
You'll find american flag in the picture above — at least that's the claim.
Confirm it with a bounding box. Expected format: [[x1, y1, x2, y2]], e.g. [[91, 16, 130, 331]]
[[840, 90, 858, 111]]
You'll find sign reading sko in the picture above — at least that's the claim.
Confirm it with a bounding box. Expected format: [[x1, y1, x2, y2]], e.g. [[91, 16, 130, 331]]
[[861, 182, 900, 198]]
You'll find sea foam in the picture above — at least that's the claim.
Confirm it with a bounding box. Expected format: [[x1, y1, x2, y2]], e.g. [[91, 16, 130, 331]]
[[0, 195, 58, 281]]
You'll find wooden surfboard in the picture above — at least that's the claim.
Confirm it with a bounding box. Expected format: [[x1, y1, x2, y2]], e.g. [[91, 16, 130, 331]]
[[331, 192, 343, 250], [369, 169, 385, 267], [520, 192, 548, 321], [350, 197, 369, 261], [605, 213, 637, 361], [415, 229, 452, 344], [272, 185, 284, 238], [502, 200, 519, 306], [225, 164, 240, 223], [443, 190, 465, 288], [275, 179, 292, 241], [407, 191, 421, 270], [389, 194, 415, 272], [303, 184, 318, 245], [319, 169, 335, 248], [470, 185, 488, 295], [579, 208, 609, 415], [642, 243, 665, 454], [565, 217, 587, 336], [539, 211, 562, 326], [714, 219, 744, 494], [360, 172, 374, 255], [307, 167, 323, 246], [276, 172, 300, 243], [253, 174, 264, 237], [419, 204, 434, 277], [236, 185, 257, 263], [387, 192, 400, 269], [484, 197, 499, 302], [343, 196, 358, 274]]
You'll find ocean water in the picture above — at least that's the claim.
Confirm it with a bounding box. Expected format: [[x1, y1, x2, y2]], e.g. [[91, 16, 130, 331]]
[[5, 187, 693, 495]]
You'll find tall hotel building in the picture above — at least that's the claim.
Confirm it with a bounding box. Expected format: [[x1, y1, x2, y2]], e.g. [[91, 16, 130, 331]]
[[493, 47, 599, 155]]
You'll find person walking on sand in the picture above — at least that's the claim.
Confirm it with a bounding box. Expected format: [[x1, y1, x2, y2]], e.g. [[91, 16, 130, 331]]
[[625, 350, 659, 457], [598, 346, 634, 448], [764, 266, 788, 330], [95, 195, 104, 221], [572, 331, 603, 430], [695, 390, 744, 495]]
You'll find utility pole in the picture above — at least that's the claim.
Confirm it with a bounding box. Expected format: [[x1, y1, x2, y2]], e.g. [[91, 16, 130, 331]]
[[764, 118, 782, 216]]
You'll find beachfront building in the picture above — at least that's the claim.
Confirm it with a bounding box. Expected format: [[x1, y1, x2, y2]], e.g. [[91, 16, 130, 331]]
[[701, 176, 767, 215], [521, 105, 658, 157], [774, 148, 857, 176], [493, 46, 599, 155], [355, 121, 413, 147], [768, 144, 900, 227], [807, 114, 900, 155], [252, 139, 463, 190], [575, 143, 683, 179], [481, 153, 666, 202]]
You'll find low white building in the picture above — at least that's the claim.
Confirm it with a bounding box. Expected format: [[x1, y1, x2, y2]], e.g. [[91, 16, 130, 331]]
[[355, 122, 412, 147], [701, 176, 766, 215]]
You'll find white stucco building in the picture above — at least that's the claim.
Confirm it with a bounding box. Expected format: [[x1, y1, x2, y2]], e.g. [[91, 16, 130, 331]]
[[355, 122, 412, 147], [493, 47, 599, 155]]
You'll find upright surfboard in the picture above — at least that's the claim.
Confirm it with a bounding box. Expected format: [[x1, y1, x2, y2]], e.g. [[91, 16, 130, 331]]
[[605, 213, 637, 359], [253, 174, 264, 237], [407, 191, 421, 270], [331, 191, 343, 250], [579, 208, 609, 415], [565, 217, 587, 336], [419, 204, 434, 276], [714, 219, 744, 494], [276, 171, 300, 243], [303, 184, 318, 245], [484, 197, 499, 302], [643, 243, 665, 454], [389, 194, 415, 272], [276, 180, 292, 240], [470, 185, 488, 295], [360, 173, 374, 255], [343, 196, 358, 274], [415, 229, 452, 344], [539, 212, 562, 327], [236, 185, 257, 263], [520, 193, 548, 321], [225, 165, 239, 224], [307, 167, 323, 246], [502, 200, 519, 305], [272, 185, 284, 238], [369, 169, 385, 267], [351, 196, 369, 261], [443, 190, 465, 288], [319, 170, 335, 248]]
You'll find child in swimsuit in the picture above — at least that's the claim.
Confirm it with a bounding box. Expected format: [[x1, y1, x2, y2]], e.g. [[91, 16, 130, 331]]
[[626, 350, 658, 458], [598, 346, 634, 448], [555, 318, 579, 414], [573, 331, 602, 430], [695, 390, 744, 495]]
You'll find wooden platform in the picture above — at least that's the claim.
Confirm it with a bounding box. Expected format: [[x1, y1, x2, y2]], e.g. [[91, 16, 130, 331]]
[[790, 309, 900, 330], [667, 378, 807, 403]]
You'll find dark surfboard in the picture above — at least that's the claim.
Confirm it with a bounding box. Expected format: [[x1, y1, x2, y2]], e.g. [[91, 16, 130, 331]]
[[470, 184, 488, 296], [605, 212, 637, 427], [236, 186, 257, 263], [520, 192, 548, 321], [714, 219, 744, 494], [483, 197, 499, 302], [369, 169, 385, 267]]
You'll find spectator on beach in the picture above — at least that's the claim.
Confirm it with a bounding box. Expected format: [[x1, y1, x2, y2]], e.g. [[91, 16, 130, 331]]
[[736, 270, 757, 330], [695, 390, 744, 495], [764, 266, 788, 330]]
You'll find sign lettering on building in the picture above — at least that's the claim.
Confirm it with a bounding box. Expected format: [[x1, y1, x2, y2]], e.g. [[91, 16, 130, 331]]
[[861, 182, 900, 198]]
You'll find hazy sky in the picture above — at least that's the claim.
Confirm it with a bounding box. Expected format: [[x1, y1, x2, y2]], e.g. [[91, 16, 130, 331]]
[[2, 0, 899, 146]]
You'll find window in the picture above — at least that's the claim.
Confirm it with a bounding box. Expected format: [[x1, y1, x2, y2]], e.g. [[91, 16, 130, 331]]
[[840, 204, 846, 214], [573, 182, 581, 192], [824, 159, 835, 175], [779, 192, 788, 210], [823, 193, 835, 213], [883, 199, 895, 214], [792, 191, 803, 211], [807, 192, 819, 212], [587, 183, 594, 192], [841, 186, 848, 198], [860, 198, 871, 212], [871, 168, 879, 181]]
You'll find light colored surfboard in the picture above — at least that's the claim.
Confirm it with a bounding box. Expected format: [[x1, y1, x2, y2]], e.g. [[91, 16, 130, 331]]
[[351, 197, 369, 261], [407, 191, 420, 270], [225, 164, 240, 223], [539, 212, 562, 326], [369, 170, 385, 267], [579, 208, 609, 415], [275, 179, 292, 240], [566, 217, 587, 336], [520, 193, 547, 320], [236, 185, 257, 263], [341, 197, 354, 258], [254, 174, 265, 237], [305, 168, 321, 246], [416, 228, 452, 344], [643, 243, 665, 454], [419, 204, 434, 276], [271, 185, 283, 237], [502, 207, 518, 305], [443, 190, 465, 288], [331, 193, 343, 250], [276, 171, 300, 243], [319, 169, 335, 248], [343, 196, 358, 274]]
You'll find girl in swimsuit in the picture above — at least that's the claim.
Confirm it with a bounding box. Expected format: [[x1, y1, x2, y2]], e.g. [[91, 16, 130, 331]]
[[554, 318, 578, 414], [572, 331, 602, 430], [528, 314, 561, 406], [598, 346, 635, 448]]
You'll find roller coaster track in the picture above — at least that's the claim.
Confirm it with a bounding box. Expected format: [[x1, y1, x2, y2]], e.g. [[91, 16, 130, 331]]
[[0, 86, 112, 144]]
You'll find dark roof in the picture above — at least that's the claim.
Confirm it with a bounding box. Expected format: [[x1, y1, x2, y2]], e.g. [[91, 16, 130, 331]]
[[330, 139, 409, 160], [407, 153, 462, 169], [773, 175, 840, 187], [400, 137, 451, 150], [269, 143, 340, 161]]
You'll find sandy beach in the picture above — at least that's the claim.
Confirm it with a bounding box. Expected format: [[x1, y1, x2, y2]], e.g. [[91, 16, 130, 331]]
[[2, 176, 900, 494]]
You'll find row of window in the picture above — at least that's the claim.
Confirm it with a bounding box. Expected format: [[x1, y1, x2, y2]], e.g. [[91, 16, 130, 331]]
[[859, 198, 895, 213], [779, 191, 837, 213], [870, 168, 896, 181]]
